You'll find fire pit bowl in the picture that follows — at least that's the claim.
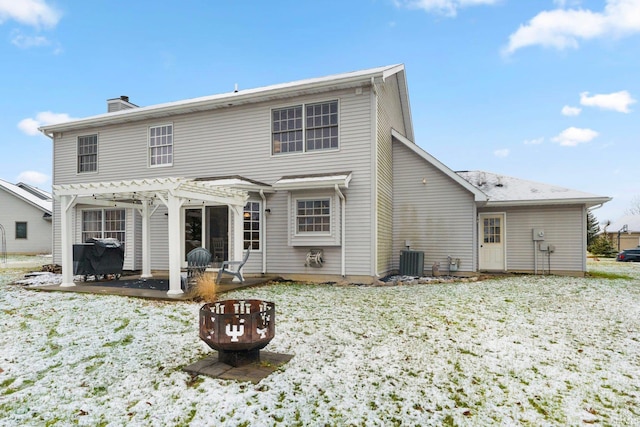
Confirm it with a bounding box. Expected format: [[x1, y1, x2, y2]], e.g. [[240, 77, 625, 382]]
[[199, 299, 275, 367]]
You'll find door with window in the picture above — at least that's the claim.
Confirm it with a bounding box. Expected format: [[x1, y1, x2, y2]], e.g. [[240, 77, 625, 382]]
[[184, 206, 228, 267], [479, 213, 505, 271]]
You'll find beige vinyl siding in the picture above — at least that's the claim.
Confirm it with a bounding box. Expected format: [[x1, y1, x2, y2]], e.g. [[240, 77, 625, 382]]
[[392, 141, 476, 274], [0, 189, 51, 254], [52, 87, 375, 277], [375, 74, 408, 276], [479, 205, 587, 274], [149, 205, 169, 270]]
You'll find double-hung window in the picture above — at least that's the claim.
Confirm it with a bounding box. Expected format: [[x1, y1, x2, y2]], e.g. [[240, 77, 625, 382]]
[[296, 199, 331, 234], [82, 209, 126, 243], [272, 100, 338, 155], [77, 134, 97, 173], [243, 201, 261, 250], [149, 124, 173, 166]]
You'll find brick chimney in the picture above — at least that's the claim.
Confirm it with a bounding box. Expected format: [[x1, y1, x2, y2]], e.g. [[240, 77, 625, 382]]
[[107, 95, 138, 112]]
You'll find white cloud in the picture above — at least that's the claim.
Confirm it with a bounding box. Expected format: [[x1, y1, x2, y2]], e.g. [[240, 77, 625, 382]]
[[11, 30, 50, 48], [394, 0, 500, 17], [18, 111, 77, 136], [580, 90, 636, 113], [552, 126, 599, 146], [0, 0, 61, 28], [17, 170, 49, 185], [561, 105, 582, 116], [494, 148, 510, 157], [503, 0, 640, 55], [523, 137, 544, 145]]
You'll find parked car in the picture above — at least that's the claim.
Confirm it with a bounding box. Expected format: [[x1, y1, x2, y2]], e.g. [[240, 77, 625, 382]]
[[616, 247, 640, 262]]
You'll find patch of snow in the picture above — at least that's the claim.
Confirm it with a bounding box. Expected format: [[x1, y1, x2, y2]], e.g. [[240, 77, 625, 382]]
[[1, 257, 639, 425]]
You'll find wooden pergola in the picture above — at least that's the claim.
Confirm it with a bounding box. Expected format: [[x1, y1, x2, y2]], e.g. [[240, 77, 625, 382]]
[[53, 177, 249, 295]]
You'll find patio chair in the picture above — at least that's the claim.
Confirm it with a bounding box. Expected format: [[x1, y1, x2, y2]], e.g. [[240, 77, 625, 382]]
[[216, 246, 251, 284], [186, 247, 212, 289], [211, 237, 225, 265]]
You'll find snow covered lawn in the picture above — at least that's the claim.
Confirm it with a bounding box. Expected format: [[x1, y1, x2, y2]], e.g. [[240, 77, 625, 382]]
[[1, 259, 639, 426]]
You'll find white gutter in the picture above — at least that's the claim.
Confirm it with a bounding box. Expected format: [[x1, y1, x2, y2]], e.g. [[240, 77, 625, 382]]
[[259, 189, 267, 275], [335, 184, 346, 277], [485, 197, 612, 207]]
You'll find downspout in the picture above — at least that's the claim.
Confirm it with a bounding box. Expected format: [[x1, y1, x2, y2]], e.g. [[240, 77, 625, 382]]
[[259, 189, 267, 275], [370, 76, 379, 277], [335, 184, 346, 277]]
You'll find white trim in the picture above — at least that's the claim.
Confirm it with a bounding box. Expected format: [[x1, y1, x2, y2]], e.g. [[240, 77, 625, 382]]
[[273, 172, 352, 191]]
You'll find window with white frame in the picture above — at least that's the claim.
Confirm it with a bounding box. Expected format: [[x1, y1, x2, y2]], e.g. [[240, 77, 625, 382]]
[[149, 124, 173, 166], [296, 198, 331, 234], [82, 209, 126, 243], [272, 100, 338, 155], [243, 201, 261, 250], [77, 134, 97, 173]]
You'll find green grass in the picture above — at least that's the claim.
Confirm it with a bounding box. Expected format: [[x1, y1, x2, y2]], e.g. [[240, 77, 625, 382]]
[[587, 270, 633, 280]]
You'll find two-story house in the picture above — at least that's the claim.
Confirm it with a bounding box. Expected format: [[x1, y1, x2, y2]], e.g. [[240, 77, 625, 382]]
[[40, 64, 610, 294]]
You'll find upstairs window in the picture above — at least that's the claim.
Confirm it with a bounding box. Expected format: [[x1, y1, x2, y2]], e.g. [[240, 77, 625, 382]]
[[77, 134, 97, 173], [272, 100, 338, 155], [149, 124, 173, 166]]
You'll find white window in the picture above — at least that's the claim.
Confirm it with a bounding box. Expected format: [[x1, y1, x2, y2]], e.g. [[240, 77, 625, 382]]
[[149, 124, 173, 166], [296, 199, 331, 234], [288, 192, 341, 246], [82, 209, 126, 243], [77, 134, 97, 173], [272, 100, 338, 155], [243, 201, 261, 250]]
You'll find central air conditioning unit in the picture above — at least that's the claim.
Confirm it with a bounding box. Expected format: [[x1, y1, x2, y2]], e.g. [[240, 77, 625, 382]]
[[399, 250, 424, 276]]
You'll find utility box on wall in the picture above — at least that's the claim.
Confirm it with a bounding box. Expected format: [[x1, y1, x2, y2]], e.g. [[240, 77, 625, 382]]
[[532, 228, 545, 241]]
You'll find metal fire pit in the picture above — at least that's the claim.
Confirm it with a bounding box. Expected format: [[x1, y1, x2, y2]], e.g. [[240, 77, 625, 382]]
[[199, 299, 275, 367]]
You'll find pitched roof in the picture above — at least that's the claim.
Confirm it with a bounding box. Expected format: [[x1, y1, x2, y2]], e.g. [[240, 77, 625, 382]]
[[0, 179, 52, 214], [392, 130, 488, 202], [456, 171, 611, 207], [605, 214, 640, 233], [39, 64, 413, 139], [16, 182, 52, 201]]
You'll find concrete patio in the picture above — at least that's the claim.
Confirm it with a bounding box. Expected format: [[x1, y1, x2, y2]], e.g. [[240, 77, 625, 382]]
[[29, 273, 278, 301]]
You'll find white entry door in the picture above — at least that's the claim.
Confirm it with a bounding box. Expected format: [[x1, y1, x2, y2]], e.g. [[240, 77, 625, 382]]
[[479, 213, 505, 271]]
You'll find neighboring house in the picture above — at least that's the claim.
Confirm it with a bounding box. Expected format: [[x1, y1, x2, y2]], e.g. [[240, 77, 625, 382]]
[[601, 215, 640, 251], [0, 179, 52, 254], [40, 64, 610, 294]]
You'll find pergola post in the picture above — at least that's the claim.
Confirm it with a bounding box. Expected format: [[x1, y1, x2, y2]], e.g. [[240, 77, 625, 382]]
[[59, 195, 75, 287], [167, 192, 184, 294], [140, 199, 152, 279], [231, 205, 244, 282]]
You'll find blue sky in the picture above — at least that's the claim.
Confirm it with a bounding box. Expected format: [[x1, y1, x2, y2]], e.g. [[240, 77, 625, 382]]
[[1, 0, 638, 224]]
